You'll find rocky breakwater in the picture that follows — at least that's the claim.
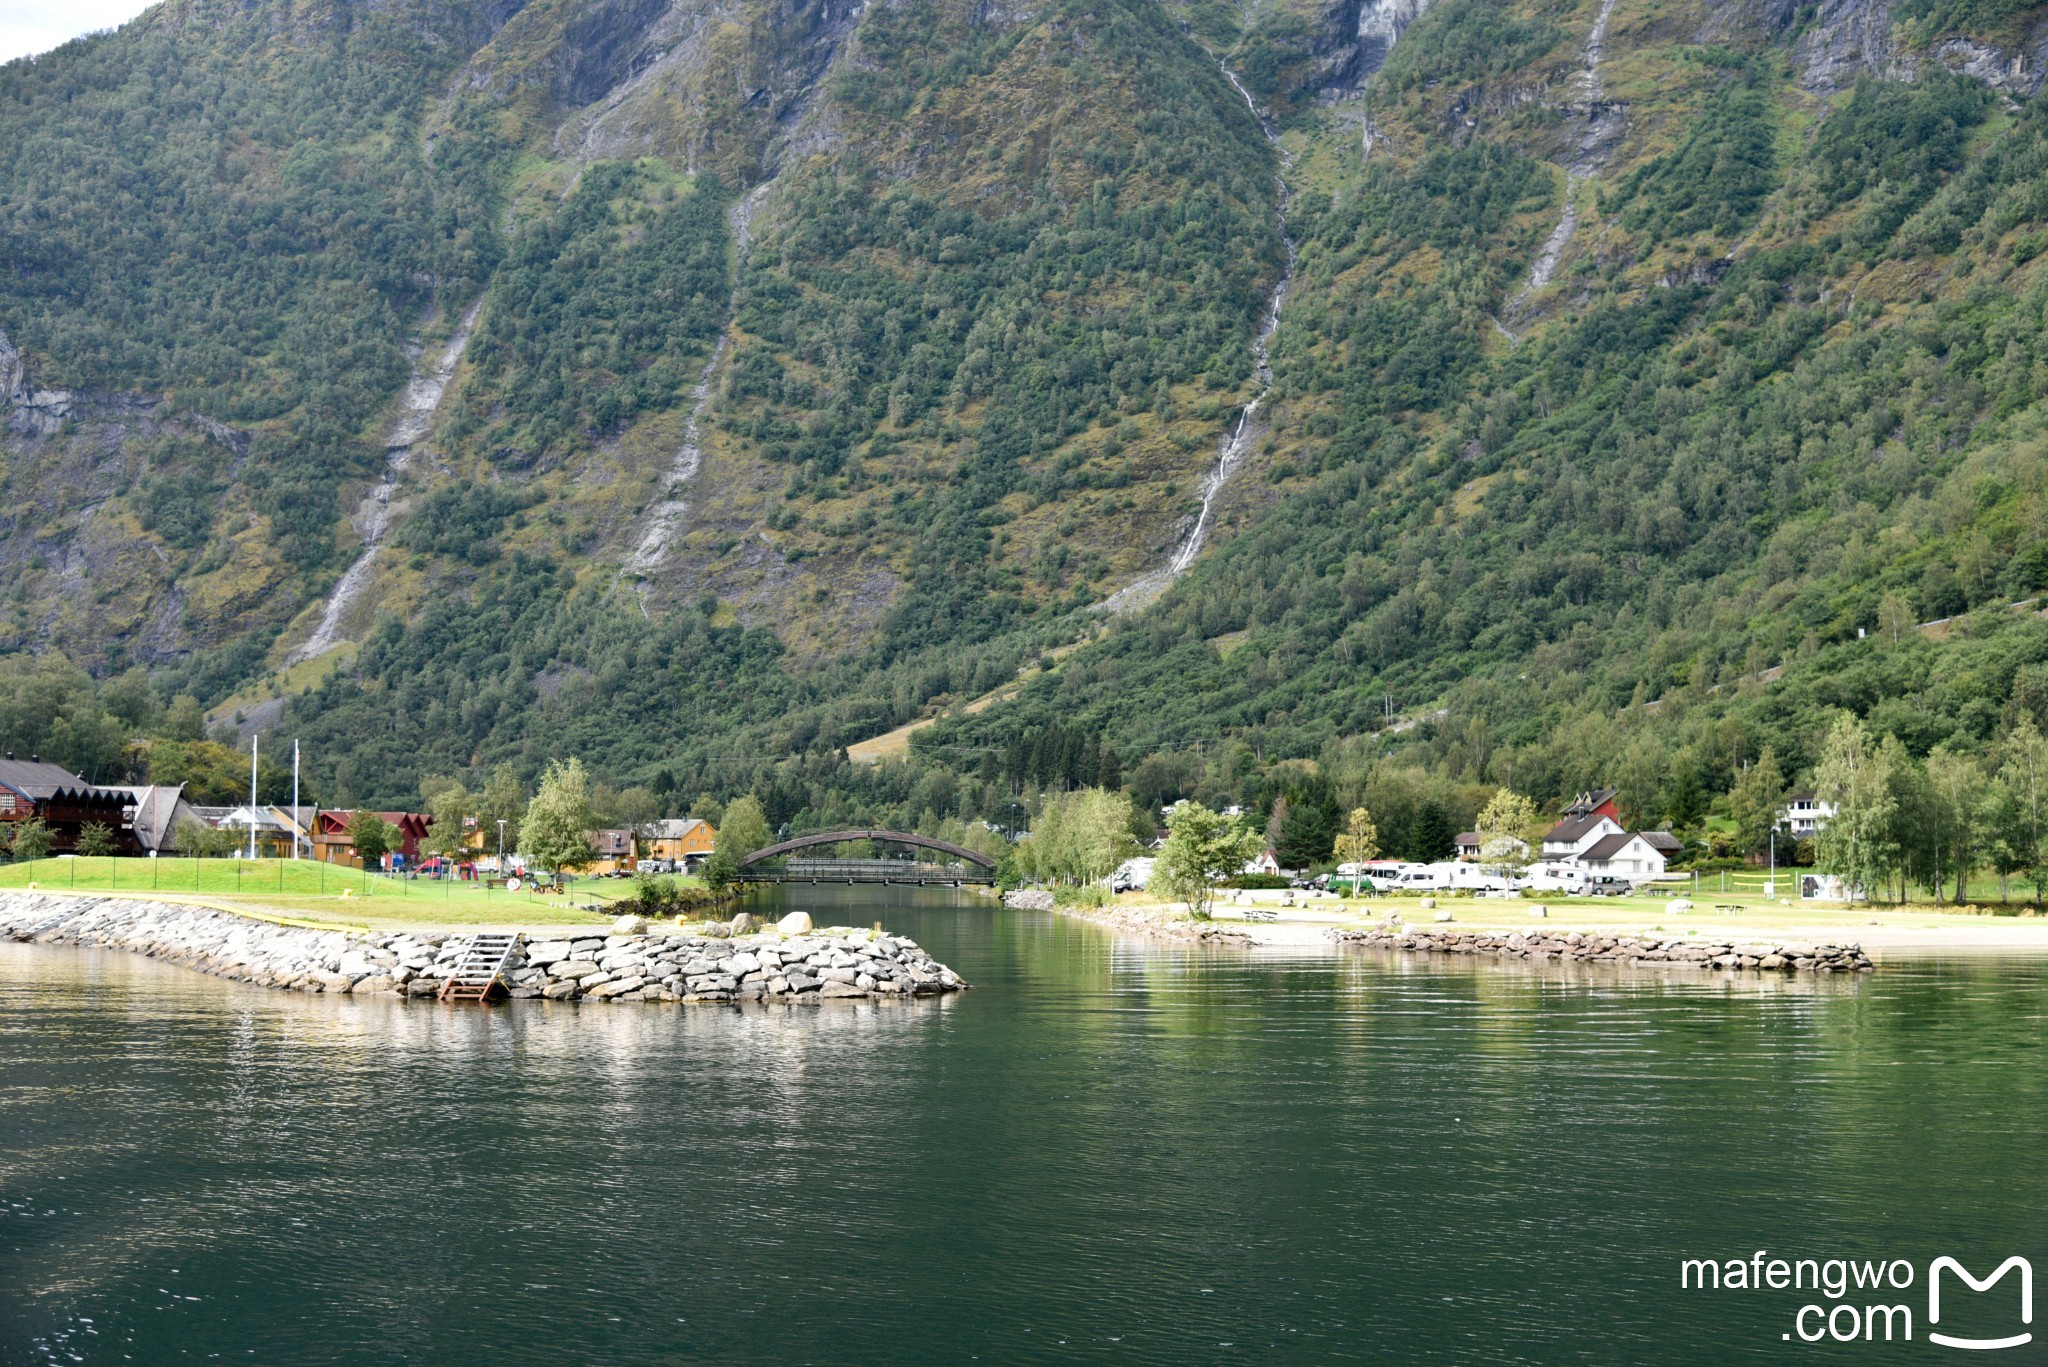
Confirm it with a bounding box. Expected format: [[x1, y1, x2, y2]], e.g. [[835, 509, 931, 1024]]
[[512, 915, 964, 1003], [0, 895, 967, 1004], [1331, 926, 1875, 973]]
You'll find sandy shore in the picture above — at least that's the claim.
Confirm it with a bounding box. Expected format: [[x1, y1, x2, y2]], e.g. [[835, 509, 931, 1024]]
[[1092, 891, 2048, 958]]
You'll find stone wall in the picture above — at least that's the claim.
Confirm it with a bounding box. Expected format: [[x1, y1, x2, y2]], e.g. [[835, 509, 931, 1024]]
[[1331, 926, 1874, 972], [0, 894, 967, 1003]]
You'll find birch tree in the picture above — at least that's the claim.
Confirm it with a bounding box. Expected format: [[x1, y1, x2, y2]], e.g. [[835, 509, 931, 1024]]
[[1815, 714, 1894, 904]]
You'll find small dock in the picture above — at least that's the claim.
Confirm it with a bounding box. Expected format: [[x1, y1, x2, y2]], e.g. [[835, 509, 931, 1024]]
[[439, 932, 522, 1002]]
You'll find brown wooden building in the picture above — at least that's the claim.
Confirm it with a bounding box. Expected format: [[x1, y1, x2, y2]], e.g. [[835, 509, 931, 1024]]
[[0, 757, 136, 853]]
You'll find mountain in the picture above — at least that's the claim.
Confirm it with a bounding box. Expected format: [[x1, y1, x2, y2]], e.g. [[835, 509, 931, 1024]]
[[5, 0, 2048, 828]]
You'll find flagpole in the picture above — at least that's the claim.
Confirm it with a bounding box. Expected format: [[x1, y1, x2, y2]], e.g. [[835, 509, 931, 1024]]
[[292, 739, 301, 859], [248, 733, 260, 861]]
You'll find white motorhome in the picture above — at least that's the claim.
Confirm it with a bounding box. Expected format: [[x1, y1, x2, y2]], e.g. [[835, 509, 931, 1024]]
[[1111, 857, 1155, 892], [1525, 863, 1591, 893], [1392, 862, 1517, 893]]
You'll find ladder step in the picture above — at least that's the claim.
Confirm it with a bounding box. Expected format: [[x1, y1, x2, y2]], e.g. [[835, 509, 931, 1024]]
[[437, 932, 524, 1004]]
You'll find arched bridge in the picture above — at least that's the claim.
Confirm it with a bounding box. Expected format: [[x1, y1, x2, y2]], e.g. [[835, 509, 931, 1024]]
[[737, 829, 997, 885]]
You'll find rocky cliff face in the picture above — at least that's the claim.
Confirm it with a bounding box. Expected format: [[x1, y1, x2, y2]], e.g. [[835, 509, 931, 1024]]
[[1791, 0, 1899, 91], [1353, 0, 1432, 79], [6, 0, 2048, 764]]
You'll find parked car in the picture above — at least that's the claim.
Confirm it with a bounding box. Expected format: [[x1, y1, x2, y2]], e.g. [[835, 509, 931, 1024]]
[[1111, 858, 1155, 893], [1584, 874, 1635, 896]]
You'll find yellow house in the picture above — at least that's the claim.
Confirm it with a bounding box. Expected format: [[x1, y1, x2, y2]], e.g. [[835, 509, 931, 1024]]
[[647, 817, 716, 870]]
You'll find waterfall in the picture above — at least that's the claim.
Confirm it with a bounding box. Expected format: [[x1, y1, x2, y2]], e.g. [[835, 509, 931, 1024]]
[[1161, 61, 1295, 572], [288, 299, 481, 664]]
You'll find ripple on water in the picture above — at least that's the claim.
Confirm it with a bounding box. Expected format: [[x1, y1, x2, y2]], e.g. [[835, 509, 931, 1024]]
[[3, 900, 2046, 1365]]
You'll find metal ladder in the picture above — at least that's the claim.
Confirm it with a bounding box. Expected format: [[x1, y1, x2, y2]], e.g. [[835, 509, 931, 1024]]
[[439, 932, 522, 1003]]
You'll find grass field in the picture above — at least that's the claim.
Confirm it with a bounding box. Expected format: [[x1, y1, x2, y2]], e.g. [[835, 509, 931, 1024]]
[[1185, 879, 2048, 953], [0, 857, 680, 930]]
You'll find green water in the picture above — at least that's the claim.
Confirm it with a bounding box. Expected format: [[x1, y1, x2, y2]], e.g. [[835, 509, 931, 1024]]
[[2, 888, 2045, 1364]]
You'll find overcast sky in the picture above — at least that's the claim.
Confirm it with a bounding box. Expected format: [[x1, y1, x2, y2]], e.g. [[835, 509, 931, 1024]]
[[2, 0, 155, 64]]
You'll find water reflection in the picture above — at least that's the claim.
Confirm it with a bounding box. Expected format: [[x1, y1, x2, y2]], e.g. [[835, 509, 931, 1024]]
[[3, 892, 2047, 1365]]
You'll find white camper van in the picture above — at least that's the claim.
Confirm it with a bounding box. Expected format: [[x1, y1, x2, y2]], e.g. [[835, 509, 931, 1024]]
[[1525, 863, 1591, 894], [1391, 862, 1517, 893], [1111, 858, 1155, 893]]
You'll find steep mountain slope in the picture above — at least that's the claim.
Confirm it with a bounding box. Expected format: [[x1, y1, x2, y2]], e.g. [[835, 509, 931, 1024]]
[[7, 0, 2048, 822], [923, 0, 2048, 796], [0, 0, 1279, 681]]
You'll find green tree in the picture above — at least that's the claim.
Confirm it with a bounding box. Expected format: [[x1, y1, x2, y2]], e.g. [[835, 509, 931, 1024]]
[[519, 758, 597, 875], [1276, 796, 1339, 870], [1409, 799, 1456, 862], [1999, 716, 2047, 910], [705, 794, 772, 888], [610, 785, 661, 852], [1154, 802, 1263, 919], [162, 695, 207, 742], [1664, 766, 1706, 831], [176, 817, 241, 858], [1016, 788, 1137, 885], [476, 764, 524, 859], [1815, 715, 1895, 905], [1474, 787, 1539, 875], [76, 821, 117, 858], [1925, 745, 1986, 904], [8, 817, 52, 863], [1728, 748, 1786, 860], [420, 780, 474, 862], [1332, 807, 1380, 865], [347, 809, 397, 868]]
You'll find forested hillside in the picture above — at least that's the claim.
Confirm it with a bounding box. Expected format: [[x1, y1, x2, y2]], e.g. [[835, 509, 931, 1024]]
[[6, 0, 2048, 860]]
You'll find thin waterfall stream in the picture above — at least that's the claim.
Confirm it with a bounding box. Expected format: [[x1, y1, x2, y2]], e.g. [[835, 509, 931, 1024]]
[[1103, 57, 1294, 611], [1503, 0, 1624, 326], [289, 298, 482, 664], [1175, 59, 1296, 575]]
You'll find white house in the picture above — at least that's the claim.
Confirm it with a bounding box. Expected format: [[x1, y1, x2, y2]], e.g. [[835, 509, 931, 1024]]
[[1245, 848, 1281, 877], [1778, 792, 1836, 837], [1575, 832, 1671, 880], [1532, 789, 1681, 885], [1540, 811, 1624, 861]]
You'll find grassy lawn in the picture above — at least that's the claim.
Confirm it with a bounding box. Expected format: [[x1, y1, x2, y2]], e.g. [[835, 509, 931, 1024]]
[[0, 857, 695, 931], [1178, 879, 2048, 949]]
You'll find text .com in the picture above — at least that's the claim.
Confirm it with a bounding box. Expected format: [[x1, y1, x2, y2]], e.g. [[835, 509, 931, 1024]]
[[1680, 1252, 2033, 1349]]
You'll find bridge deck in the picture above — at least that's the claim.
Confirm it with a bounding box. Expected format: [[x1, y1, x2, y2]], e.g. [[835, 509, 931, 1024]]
[[739, 858, 995, 886]]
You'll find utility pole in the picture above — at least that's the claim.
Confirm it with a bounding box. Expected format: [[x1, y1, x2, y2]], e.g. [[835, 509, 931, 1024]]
[[247, 733, 260, 861], [497, 819, 507, 873], [291, 739, 301, 859], [1766, 825, 1776, 901]]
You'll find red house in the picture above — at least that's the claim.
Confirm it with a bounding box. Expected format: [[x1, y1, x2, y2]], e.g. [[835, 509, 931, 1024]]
[[309, 809, 433, 868], [1561, 788, 1621, 823]]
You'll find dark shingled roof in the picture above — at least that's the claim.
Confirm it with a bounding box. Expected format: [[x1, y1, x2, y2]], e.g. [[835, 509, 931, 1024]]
[[1581, 832, 1637, 861], [0, 758, 97, 800], [1544, 812, 1612, 844], [1642, 832, 1683, 854], [1562, 788, 1619, 817]]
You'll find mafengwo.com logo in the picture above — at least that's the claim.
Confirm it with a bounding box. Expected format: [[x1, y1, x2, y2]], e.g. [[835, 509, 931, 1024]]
[[1681, 1252, 2032, 1349]]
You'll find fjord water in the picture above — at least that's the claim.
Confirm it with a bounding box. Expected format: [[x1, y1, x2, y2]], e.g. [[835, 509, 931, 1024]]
[[3, 891, 2044, 1365]]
